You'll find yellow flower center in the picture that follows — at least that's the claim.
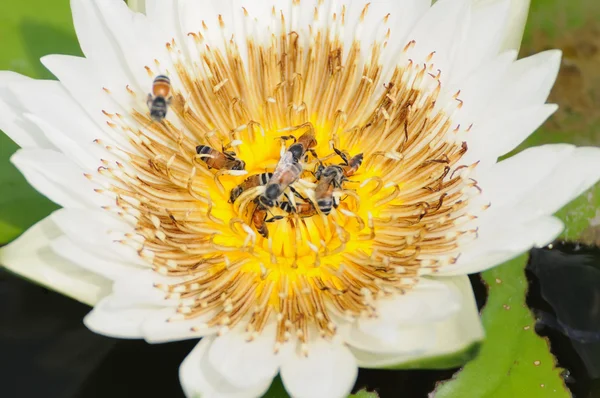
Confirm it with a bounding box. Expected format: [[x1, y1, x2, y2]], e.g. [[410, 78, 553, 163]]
[[95, 4, 482, 345]]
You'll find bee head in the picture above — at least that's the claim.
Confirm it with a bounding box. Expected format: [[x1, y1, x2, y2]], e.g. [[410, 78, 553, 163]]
[[259, 194, 275, 208], [315, 164, 325, 180], [264, 184, 281, 202], [232, 160, 246, 171], [288, 143, 304, 161], [229, 187, 243, 203]]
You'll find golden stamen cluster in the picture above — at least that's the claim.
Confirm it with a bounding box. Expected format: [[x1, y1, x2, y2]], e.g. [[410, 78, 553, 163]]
[[93, 4, 483, 348]]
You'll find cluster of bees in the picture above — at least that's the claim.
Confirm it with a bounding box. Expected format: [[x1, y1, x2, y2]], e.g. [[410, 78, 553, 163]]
[[147, 75, 363, 238]]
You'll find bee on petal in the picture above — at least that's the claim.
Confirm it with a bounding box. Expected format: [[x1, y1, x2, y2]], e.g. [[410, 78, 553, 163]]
[[147, 75, 173, 122]]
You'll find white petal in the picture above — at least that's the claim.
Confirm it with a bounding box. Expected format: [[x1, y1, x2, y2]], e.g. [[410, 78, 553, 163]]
[[0, 72, 53, 149], [71, 0, 136, 106], [509, 146, 600, 220], [10, 149, 106, 208], [375, 278, 461, 324], [110, 269, 181, 308], [489, 50, 562, 115], [94, 0, 169, 91], [380, 0, 433, 67], [142, 308, 218, 344], [280, 339, 357, 398], [180, 337, 274, 398], [452, 0, 511, 81], [148, 0, 187, 46], [208, 325, 281, 389], [351, 276, 484, 368], [10, 77, 106, 142], [447, 50, 517, 129], [50, 235, 144, 281], [83, 295, 159, 338], [402, 0, 471, 76], [0, 215, 111, 306], [50, 208, 148, 266], [440, 216, 564, 275], [478, 145, 600, 226], [478, 144, 575, 210], [343, 278, 460, 354], [11, 156, 84, 209], [40, 54, 135, 150], [501, 0, 531, 51], [470, 104, 558, 160], [347, 321, 436, 354]]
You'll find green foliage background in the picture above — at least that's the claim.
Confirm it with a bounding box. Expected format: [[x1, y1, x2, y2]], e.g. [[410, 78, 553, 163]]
[[1, 0, 599, 397]]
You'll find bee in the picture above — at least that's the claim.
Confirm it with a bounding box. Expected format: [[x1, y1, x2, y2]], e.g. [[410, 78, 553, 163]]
[[147, 75, 173, 122], [335, 148, 364, 177], [259, 151, 303, 208], [313, 149, 364, 215], [279, 200, 317, 218], [196, 145, 246, 171], [229, 172, 273, 203], [279, 129, 318, 160], [259, 128, 318, 209], [251, 201, 283, 238], [314, 165, 346, 215]]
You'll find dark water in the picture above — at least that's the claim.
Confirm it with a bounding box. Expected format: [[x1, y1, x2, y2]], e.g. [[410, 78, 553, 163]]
[[0, 244, 598, 398], [526, 243, 600, 398]]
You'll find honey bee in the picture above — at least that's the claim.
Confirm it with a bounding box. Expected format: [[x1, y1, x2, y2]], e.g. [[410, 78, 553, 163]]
[[279, 129, 318, 160], [251, 200, 283, 238], [313, 149, 364, 215], [279, 200, 317, 218], [314, 165, 346, 215], [334, 148, 364, 177], [196, 145, 246, 171], [229, 172, 273, 203], [147, 75, 172, 122], [259, 130, 316, 208]]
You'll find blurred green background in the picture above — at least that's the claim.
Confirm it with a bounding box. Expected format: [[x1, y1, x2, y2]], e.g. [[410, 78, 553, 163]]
[[1, 0, 599, 397]]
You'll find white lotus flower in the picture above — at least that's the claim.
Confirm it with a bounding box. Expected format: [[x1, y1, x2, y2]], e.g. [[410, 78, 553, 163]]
[[1, 0, 599, 397]]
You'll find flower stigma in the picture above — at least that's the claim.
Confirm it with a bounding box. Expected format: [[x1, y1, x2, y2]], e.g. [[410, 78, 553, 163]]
[[93, 3, 484, 351]]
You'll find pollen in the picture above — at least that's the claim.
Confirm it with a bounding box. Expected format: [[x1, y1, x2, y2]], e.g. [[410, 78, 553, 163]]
[[97, 4, 482, 345]]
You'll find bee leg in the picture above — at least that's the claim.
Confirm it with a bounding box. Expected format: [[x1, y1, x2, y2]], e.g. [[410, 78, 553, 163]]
[[277, 135, 297, 143], [283, 191, 298, 212], [289, 186, 308, 202], [313, 164, 325, 180], [265, 215, 285, 223], [146, 94, 153, 109], [333, 147, 349, 165], [306, 148, 319, 162]]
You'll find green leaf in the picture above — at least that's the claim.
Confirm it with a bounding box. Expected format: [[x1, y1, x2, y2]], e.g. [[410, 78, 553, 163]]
[[263, 376, 288, 398], [350, 390, 379, 398], [0, 0, 82, 244], [432, 256, 570, 398], [434, 0, 600, 396], [261, 377, 380, 398]]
